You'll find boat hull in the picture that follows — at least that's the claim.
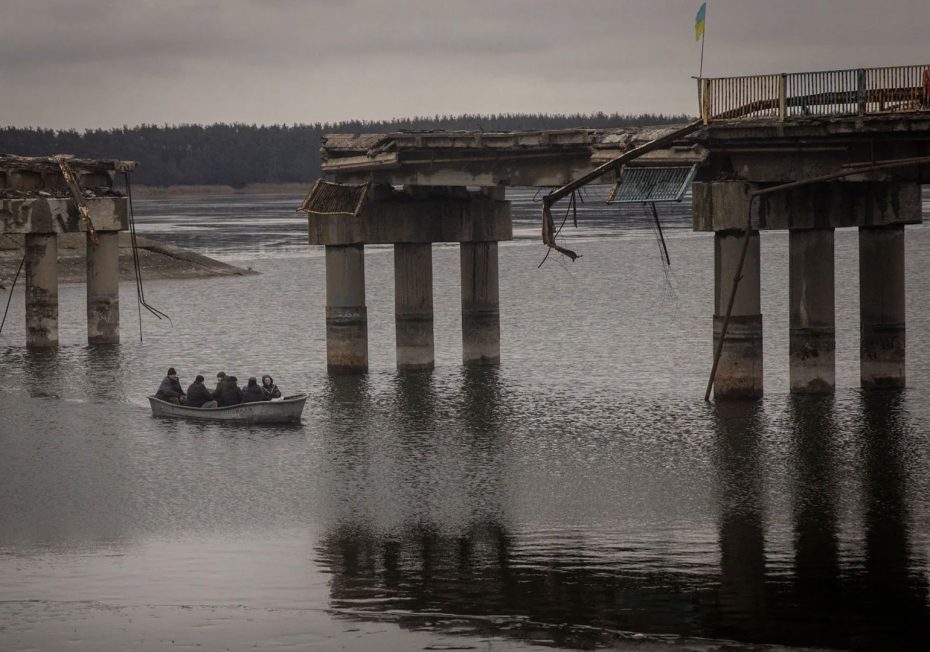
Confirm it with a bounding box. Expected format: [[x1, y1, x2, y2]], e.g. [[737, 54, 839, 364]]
[[148, 393, 307, 424]]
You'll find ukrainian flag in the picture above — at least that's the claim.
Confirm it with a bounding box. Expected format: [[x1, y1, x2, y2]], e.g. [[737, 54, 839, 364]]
[[695, 2, 706, 41]]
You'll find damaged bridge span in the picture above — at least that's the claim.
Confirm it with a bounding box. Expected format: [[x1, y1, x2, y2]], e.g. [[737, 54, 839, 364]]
[[303, 123, 702, 374], [304, 63, 930, 400]]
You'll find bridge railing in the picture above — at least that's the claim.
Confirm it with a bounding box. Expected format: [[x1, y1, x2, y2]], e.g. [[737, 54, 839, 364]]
[[698, 65, 930, 124]]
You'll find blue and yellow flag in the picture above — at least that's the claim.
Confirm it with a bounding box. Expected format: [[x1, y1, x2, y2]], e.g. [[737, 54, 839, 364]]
[[695, 2, 706, 41]]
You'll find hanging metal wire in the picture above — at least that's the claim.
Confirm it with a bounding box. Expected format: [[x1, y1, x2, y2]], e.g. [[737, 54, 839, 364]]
[[0, 253, 25, 336], [124, 171, 172, 341]]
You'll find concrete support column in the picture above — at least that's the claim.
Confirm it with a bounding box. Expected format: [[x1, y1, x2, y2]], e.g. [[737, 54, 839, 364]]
[[461, 241, 500, 365], [86, 231, 120, 344], [789, 229, 835, 393], [859, 225, 905, 388], [713, 230, 762, 399], [24, 233, 58, 348], [325, 244, 367, 373], [394, 242, 434, 370]]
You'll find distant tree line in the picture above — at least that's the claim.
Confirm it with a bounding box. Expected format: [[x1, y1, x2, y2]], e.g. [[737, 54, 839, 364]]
[[0, 113, 692, 187]]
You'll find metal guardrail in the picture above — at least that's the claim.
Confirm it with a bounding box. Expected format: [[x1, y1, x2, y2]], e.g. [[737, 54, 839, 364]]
[[698, 65, 930, 123]]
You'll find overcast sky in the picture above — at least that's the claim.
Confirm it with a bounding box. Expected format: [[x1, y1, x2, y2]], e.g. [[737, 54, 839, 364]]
[[2, 0, 929, 129]]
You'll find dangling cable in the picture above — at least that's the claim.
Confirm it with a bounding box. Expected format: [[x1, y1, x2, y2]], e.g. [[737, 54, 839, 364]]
[[0, 253, 25, 336], [640, 202, 677, 301], [126, 171, 172, 323], [124, 171, 172, 339], [539, 190, 580, 268], [649, 201, 671, 266], [126, 172, 144, 340], [571, 188, 578, 228]]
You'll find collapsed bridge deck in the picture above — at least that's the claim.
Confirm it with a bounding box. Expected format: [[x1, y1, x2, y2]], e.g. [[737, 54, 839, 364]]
[[321, 126, 705, 188]]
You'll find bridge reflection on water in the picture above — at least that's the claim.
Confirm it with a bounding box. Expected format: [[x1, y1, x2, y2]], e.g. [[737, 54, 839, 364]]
[[315, 370, 928, 649]]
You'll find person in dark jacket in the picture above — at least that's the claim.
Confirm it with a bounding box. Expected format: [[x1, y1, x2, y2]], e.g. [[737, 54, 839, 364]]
[[155, 367, 185, 404], [218, 375, 242, 407], [241, 377, 264, 403], [260, 375, 281, 401], [213, 372, 226, 401], [185, 375, 213, 408]]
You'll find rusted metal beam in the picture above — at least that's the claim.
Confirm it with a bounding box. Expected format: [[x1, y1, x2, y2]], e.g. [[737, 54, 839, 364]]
[[543, 120, 703, 206], [56, 157, 98, 246]]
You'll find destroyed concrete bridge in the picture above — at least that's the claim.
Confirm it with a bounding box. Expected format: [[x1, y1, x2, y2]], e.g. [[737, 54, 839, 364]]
[[303, 64, 930, 399], [0, 155, 135, 346]]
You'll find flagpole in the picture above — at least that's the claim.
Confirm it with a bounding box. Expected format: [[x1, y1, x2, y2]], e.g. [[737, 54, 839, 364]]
[[698, 10, 706, 78], [694, 3, 708, 114]]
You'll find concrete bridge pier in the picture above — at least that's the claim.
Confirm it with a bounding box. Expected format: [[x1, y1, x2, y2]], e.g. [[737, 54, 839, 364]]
[[461, 241, 500, 365], [2, 156, 134, 348], [86, 231, 120, 344], [713, 229, 762, 400], [859, 225, 905, 388], [789, 228, 835, 394], [394, 242, 434, 370], [695, 177, 920, 399], [325, 244, 368, 373], [306, 183, 512, 373], [24, 233, 59, 348]]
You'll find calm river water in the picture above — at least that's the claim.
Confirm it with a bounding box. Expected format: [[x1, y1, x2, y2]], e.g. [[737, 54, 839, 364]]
[[2, 189, 930, 650]]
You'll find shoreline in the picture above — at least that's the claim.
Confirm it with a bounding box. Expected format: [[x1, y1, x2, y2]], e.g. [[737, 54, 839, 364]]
[[128, 182, 311, 199], [0, 233, 254, 285]]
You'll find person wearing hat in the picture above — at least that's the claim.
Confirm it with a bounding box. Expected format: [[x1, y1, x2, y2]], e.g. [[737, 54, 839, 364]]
[[185, 374, 213, 408], [155, 367, 186, 405]]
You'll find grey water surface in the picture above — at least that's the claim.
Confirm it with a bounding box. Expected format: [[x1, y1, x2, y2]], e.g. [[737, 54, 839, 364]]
[[1, 189, 930, 650]]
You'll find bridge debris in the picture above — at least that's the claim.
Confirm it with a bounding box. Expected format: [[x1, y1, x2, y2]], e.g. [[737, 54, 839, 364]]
[[299, 179, 369, 216], [56, 156, 98, 246], [541, 120, 704, 260]]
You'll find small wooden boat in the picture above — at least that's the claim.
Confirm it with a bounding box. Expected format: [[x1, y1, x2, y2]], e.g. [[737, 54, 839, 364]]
[[148, 393, 308, 424]]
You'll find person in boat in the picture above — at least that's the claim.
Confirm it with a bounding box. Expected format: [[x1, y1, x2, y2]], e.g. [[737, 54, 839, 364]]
[[213, 371, 226, 401], [260, 375, 281, 401], [185, 375, 214, 408], [155, 367, 185, 405], [241, 377, 265, 403], [218, 375, 242, 407]]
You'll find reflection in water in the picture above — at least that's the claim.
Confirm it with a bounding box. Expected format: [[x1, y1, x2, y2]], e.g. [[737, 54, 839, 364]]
[[319, 374, 374, 529], [710, 394, 930, 648], [21, 348, 64, 398], [712, 401, 769, 642], [82, 344, 126, 403], [788, 395, 842, 646], [7, 345, 125, 403], [318, 367, 519, 635], [315, 385, 930, 649], [316, 370, 722, 647], [859, 392, 929, 646], [458, 366, 507, 528]]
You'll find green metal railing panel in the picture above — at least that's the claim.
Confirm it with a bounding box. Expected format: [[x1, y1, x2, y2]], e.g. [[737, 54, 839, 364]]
[[608, 166, 697, 204]]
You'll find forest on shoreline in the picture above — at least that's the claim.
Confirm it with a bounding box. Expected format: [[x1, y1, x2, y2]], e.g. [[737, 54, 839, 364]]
[[0, 113, 691, 188]]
